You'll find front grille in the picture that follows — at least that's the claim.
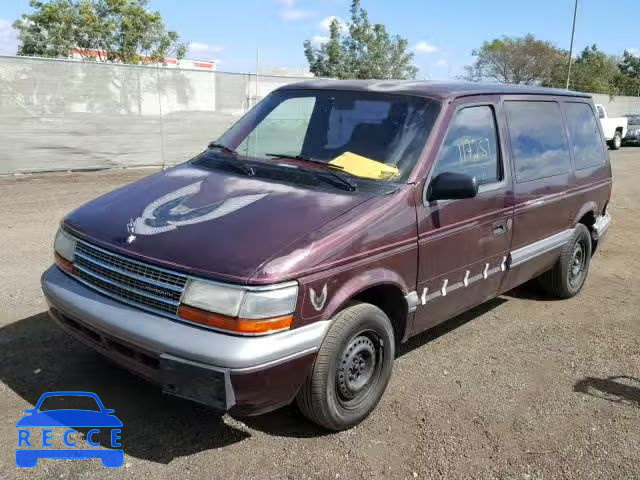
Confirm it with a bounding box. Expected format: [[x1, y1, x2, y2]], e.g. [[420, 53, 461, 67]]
[[72, 240, 188, 316]]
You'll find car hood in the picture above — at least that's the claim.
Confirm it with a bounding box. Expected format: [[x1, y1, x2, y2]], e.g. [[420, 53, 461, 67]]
[[64, 164, 374, 283], [16, 410, 122, 428]]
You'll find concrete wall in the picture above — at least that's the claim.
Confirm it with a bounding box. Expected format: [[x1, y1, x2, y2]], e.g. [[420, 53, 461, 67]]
[[1, 55, 639, 174], [0, 56, 306, 174], [591, 93, 640, 117]]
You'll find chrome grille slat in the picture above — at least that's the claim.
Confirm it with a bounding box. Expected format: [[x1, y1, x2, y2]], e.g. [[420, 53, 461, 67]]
[[75, 242, 187, 287], [74, 251, 183, 294], [71, 239, 188, 316], [74, 264, 179, 307]]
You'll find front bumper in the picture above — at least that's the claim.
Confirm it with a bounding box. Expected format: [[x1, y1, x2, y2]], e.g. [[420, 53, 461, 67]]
[[42, 266, 327, 415]]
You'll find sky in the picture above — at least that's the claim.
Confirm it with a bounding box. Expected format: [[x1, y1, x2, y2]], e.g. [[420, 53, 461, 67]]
[[0, 0, 637, 79]]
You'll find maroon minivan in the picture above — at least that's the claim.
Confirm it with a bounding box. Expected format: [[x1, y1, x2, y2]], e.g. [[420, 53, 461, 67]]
[[42, 80, 612, 430]]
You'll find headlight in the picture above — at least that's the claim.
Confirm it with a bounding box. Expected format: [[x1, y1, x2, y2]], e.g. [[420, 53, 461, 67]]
[[53, 228, 76, 273], [179, 279, 298, 335], [54, 228, 76, 261], [239, 286, 299, 319], [181, 280, 245, 317]]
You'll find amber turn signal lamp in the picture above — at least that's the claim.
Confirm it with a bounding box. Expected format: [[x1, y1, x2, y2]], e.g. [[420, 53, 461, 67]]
[[178, 305, 293, 335], [54, 252, 74, 273]]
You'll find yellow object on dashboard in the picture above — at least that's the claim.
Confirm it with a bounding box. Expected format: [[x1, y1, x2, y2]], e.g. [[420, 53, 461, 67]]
[[329, 152, 400, 180]]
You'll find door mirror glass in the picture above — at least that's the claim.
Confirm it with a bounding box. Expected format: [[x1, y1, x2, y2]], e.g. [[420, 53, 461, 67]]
[[428, 172, 478, 202]]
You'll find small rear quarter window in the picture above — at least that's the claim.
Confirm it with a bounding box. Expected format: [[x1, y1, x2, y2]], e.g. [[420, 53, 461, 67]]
[[504, 101, 571, 182], [564, 102, 605, 170]]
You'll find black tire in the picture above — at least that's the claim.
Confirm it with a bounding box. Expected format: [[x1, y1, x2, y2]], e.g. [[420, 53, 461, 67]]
[[296, 302, 395, 431], [609, 132, 622, 150], [539, 224, 592, 299]]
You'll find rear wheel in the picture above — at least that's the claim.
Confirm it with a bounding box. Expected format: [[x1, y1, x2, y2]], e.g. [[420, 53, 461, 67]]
[[609, 131, 622, 150], [539, 224, 592, 299], [296, 303, 395, 431]]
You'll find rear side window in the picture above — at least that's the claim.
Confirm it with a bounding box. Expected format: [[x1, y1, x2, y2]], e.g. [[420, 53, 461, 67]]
[[564, 103, 605, 169], [431, 105, 501, 185], [504, 101, 571, 182]]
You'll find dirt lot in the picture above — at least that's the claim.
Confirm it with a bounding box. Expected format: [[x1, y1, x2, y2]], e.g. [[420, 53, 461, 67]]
[[1, 150, 639, 480]]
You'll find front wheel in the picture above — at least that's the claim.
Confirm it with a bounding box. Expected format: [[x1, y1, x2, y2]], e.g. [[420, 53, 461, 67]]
[[539, 224, 592, 299], [609, 132, 622, 150], [296, 303, 395, 431]]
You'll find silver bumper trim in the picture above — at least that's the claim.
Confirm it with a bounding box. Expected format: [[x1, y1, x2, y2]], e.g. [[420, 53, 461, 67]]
[[592, 213, 611, 240], [42, 266, 328, 371]]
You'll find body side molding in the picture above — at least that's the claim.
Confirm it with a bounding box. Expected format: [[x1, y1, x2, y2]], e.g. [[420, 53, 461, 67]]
[[509, 229, 574, 268]]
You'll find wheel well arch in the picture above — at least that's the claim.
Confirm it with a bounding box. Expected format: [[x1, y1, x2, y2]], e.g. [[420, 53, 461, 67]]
[[350, 283, 409, 347], [577, 209, 596, 229], [615, 126, 624, 134], [573, 202, 597, 228], [575, 207, 598, 253]]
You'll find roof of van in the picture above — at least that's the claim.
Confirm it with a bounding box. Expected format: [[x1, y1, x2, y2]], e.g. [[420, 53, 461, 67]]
[[280, 79, 591, 100]]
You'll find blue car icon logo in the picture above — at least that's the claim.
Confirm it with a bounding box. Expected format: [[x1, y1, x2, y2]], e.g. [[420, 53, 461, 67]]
[[16, 391, 123, 468]]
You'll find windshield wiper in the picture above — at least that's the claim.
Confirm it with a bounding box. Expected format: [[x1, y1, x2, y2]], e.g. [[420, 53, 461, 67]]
[[265, 153, 356, 192], [208, 142, 238, 155], [204, 143, 254, 176]]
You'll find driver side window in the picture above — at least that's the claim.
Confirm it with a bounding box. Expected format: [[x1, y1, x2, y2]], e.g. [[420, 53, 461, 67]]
[[431, 105, 501, 185]]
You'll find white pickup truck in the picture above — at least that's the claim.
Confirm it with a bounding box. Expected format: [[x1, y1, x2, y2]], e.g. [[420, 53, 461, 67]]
[[596, 104, 628, 150]]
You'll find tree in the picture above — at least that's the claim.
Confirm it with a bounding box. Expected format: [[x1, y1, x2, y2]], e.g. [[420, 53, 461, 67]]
[[463, 34, 564, 85], [560, 45, 620, 93], [616, 50, 640, 96], [13, 0, 186, 64], [303, 0, 417, 80]]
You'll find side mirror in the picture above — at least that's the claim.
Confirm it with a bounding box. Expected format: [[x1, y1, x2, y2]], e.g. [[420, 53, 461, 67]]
[[427, 172, 478, 202]]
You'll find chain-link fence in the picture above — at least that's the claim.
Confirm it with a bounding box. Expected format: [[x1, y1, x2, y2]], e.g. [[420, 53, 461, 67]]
[[1, 55, 640, 174], [0, 55, 309, 174]]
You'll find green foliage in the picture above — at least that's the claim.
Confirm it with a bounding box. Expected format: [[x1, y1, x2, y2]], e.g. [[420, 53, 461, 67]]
[[466, 35, 640, 97], [563, 45, 620, 93], [464, 34, 564, 85], [616, 50, 640, 96], [546, 44, 640, 95], [303, 0, 417, 80], [13, 0, 187, 64]]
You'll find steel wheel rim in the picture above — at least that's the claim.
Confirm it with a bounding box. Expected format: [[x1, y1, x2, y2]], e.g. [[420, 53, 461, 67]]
[[336, 330, 384, 409], [569, 239, 587, 287]]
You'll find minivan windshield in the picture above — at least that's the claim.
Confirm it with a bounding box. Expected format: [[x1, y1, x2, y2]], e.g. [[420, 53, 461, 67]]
[[215, 89, 441, 184]]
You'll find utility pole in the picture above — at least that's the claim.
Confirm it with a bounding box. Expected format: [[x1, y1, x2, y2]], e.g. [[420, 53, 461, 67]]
[[566, 0, 579, 89]]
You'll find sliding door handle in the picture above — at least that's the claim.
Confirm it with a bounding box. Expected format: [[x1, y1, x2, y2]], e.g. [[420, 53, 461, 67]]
[[492, 221, 507, 235]]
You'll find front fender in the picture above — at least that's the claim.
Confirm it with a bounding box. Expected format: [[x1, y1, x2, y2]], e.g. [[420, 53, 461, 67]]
[[295, 264, 414, 334]]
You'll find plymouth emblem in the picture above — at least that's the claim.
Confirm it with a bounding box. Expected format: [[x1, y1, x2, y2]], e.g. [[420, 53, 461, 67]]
[[127, 181, 266, 237], [126, 219, 136, 244], [309, 284, 328, 312]]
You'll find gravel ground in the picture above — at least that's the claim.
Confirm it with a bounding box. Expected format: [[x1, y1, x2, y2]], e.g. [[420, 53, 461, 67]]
[[0, 150, 639, 480]]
